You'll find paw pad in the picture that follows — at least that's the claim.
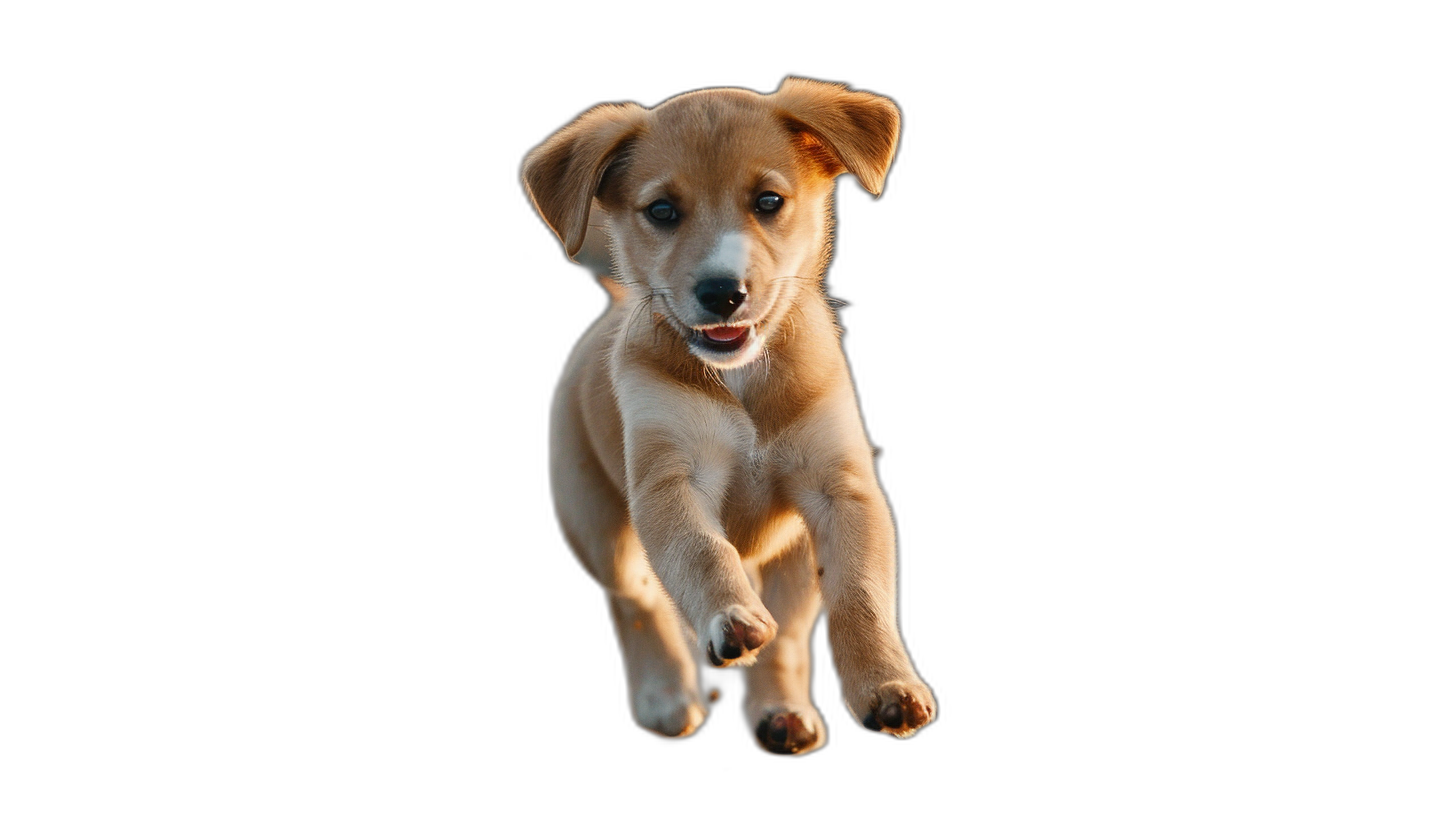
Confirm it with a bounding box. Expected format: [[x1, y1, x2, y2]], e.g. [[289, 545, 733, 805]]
[[860, 684, 935, 737], [703, 608, 772, 667], [754, 709, 823, 755]]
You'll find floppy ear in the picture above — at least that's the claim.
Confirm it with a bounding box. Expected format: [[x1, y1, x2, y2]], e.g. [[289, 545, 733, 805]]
[[522, 102, 647, 257], [772, 77, 901, 195]]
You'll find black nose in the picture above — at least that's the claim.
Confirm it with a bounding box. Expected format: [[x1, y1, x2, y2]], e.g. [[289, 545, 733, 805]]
[[695, 278, 747, 319]]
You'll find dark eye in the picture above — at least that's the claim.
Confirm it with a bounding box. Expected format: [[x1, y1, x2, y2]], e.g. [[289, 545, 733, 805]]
[[646, 199, 678, 223], [755, 192, 784, 213]]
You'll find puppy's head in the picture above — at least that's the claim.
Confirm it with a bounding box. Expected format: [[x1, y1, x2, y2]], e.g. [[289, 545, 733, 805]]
[[523, 78, 899, 369]]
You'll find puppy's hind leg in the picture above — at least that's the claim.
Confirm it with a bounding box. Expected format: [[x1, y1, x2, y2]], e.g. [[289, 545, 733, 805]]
[[606, 555, 707, 738], [552, 388, 705, 738], [743, 534, 827, 755]]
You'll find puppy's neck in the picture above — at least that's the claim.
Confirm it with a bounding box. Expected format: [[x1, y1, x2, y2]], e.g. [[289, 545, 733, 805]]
[[720, 295, 847, 430]]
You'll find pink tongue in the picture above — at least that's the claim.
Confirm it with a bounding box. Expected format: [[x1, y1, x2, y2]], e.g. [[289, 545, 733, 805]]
[[704, 326, 747, 342]]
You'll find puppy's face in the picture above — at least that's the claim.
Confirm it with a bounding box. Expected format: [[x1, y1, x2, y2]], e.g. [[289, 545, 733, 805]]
[[597, 93, 833, 368], [524, 78, 900, 370]]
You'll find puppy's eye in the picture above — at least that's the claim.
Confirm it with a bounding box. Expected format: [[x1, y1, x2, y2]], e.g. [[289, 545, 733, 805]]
[[646, 200, 678, 223], [755, 192, 784, 213]]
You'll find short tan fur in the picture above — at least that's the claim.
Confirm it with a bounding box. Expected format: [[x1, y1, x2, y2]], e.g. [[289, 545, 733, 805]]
[[523, 77, 935, 754]]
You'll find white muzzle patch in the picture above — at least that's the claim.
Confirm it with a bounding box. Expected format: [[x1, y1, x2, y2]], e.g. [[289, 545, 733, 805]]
[[701, 232, 751, 279]]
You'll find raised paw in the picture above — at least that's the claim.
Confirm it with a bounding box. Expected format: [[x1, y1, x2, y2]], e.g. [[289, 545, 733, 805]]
[[702, 606, 776, 667], [752, 706, 826, 755], [856, 679, 936, 738]]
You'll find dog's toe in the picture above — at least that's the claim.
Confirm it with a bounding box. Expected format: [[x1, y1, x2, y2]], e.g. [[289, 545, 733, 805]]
[[703, 606, 774, 667], [753, 707, 825, 755], [633, 685, 706, 738], [858, 680, 936, 738]]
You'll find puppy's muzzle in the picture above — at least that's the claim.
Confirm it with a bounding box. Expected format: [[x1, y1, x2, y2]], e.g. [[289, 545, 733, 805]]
[[695, 277, 747, 319], [689, 277, 753, 356]]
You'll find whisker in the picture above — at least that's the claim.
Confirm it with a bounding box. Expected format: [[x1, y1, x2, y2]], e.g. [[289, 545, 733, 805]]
[[623, 292, 655, 333], [705, 353, 730, 389]]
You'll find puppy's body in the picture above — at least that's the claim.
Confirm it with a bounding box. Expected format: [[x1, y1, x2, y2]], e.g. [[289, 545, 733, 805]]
[[526, 79, 934, 753]]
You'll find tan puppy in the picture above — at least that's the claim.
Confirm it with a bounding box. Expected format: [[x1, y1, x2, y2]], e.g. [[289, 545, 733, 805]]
[[522, 77, 935, 754]]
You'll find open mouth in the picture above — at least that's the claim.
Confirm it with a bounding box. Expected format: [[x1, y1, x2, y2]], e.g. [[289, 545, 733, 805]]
[[692, 324, 752, 354]]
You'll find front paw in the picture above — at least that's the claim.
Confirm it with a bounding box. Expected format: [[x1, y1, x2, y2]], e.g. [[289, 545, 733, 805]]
[[855, 679, 936, 738], [752, 705, 826, 755], [702, 605, 776, 667]]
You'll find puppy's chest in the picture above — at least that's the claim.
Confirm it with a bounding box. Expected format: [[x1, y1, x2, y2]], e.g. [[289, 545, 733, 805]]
[[730, 444, 778, 498], [719, 377, 807, 558], [721, 439, 802, 559]]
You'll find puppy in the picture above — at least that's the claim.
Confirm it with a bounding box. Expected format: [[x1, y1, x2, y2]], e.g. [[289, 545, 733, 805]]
[[522, 77, 935, 754]]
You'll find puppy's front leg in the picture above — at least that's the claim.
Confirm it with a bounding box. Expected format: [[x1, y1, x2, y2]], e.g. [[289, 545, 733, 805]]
[[620, 377, 777, 667], [788, 403, 937, 738]]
